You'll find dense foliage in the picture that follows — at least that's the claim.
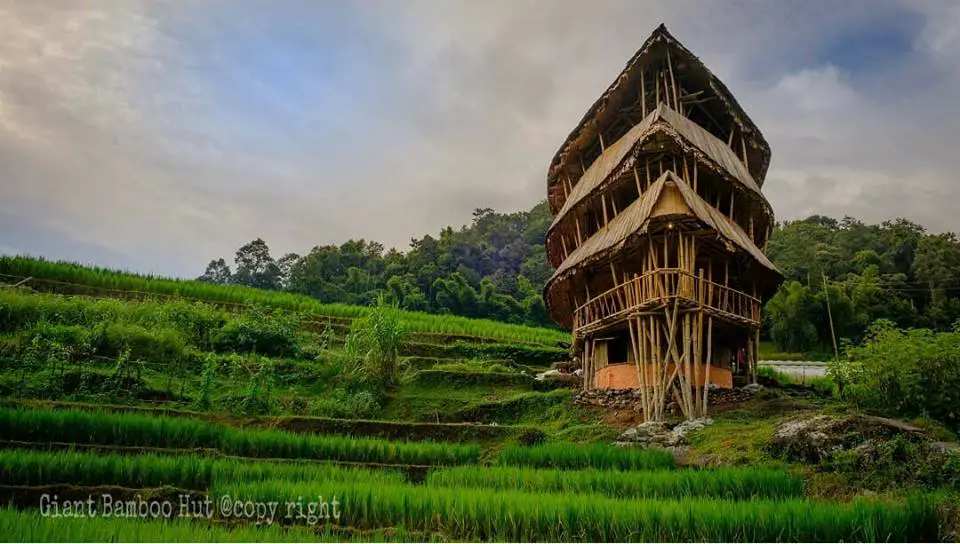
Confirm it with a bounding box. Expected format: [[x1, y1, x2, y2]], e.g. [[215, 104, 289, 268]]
[[765, 216, 960, 354], [198, 205, 554, 327], [197, 209, 960, 355], [833, 320, 960, 430]]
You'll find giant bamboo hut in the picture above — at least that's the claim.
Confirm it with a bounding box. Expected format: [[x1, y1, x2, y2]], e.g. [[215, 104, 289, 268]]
[[543, 24, 784, 421]]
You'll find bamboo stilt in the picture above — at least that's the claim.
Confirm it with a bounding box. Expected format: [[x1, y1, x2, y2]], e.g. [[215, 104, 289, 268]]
[[703, 317, 713, 416]]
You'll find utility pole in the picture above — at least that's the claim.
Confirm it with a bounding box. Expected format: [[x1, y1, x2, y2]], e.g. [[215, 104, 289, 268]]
[[821, 272, 840, 363]]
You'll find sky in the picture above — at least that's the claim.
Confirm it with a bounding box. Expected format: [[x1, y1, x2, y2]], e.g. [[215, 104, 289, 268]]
[[1, 0, 959, 278]]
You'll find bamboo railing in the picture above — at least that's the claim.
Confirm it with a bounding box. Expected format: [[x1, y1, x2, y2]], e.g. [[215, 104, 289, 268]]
[[573, 268, 760, 332]]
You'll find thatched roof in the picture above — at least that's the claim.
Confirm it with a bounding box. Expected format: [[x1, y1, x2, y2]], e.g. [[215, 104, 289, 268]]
[[546, 24, 770, 212], [546, 103, 770, 258], [544, 170, 782, 327]]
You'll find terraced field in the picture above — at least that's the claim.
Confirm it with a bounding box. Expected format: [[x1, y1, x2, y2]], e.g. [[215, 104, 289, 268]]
[[0, 261, 952, 541], [0, 406, 941, 542]]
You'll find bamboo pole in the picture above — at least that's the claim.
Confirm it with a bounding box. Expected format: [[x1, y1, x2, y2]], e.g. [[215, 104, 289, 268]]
[[740, 133, 749, 171], [633, 166, 642, 195], [667, 48, 679, 112], [755, 327, 761, 384], [655, 64, 661, 106], [601, 194, 609, 227], [640, 67, 647, 118], [561, 235, 569, 260], [703, 317, 712, 416], [575, 218, 583, 245]]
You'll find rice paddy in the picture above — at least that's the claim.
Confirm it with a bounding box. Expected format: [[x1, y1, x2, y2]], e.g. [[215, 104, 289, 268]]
[[495, 441, 676, 471], [0, 449, 404, 490], [0, 256, 568, 346], [0, 261, 951, 542], [0, 407, 481, 466], [213, 479, 938, 542], [427, 465, 805, 500], [0, 508, 425, 543]]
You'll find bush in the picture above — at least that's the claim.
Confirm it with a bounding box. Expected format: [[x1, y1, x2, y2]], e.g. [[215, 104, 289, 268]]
[[837, 320, 960, 430], [212, 305, 300, 357]]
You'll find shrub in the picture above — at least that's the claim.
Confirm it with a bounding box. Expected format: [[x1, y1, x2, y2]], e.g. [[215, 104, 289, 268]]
[[212, 304, 300, 357], [837, 320, 960, 430]]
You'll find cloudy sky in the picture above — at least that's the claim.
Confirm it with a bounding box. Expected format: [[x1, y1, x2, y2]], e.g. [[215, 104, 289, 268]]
[[1, 0, 959, 278]]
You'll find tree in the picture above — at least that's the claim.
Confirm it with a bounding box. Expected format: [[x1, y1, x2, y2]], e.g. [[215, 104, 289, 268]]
[[198, 258, 232, 284], [232, 239, 281, 290], [765, 281, 820, 352], [276, 253, 300, 289]]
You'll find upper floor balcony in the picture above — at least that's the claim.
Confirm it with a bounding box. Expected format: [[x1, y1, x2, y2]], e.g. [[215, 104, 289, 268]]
[[572, 267, 761, 334]]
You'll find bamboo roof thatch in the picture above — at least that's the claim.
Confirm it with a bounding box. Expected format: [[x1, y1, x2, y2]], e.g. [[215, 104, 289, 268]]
[[545, 103, 771, 265], [546, 24, 770, 214], [544, 171, 782, 326]]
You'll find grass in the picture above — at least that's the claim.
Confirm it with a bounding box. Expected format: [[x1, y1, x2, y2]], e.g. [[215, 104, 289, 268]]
[[0, 449, 404, 490], [427, 465, 805, 500], [758, 340, 829, 362], [214, 479, 940, 542], [0, 508, 424, 543], [757, 365, 837, 397], [0, 256, 568, 346], [0, 407, 481, 466], [495, 442, 675, 471]]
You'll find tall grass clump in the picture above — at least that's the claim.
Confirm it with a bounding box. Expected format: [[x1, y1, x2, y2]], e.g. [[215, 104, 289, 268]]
[[0, 449, 405, 490], [427, 465, 804, 500], [495, 442, 675, 471], [346, 295, 406, 384], [0, 407, 481, 466], [215, 479, 940, 542]]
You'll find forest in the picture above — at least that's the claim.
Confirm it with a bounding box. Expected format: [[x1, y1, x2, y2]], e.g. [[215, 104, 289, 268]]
[[198, 203, 960, 355]]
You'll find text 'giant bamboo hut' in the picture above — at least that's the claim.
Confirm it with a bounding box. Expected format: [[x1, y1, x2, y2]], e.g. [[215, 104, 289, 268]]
[[543, 24, 784, 421]]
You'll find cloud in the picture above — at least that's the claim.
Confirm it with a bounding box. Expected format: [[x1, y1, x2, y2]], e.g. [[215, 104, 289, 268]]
[[1, 0, 960, 277]]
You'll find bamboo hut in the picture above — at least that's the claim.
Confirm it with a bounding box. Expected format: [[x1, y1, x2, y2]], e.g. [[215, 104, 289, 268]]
[[543, 24, 784, 421]]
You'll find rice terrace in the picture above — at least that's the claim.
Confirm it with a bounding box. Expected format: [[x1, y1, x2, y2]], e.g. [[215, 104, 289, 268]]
[[2, 4, 960, 544]]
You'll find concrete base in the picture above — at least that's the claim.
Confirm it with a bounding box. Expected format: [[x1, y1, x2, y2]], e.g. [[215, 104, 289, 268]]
[[594, 362, 733, 390]]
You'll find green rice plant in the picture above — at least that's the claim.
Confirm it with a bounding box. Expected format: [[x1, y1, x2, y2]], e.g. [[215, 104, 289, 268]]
[[0, 507, 422, 543], [0, 449, 403, 490], [495, 441, 676, 471], [0, 256, 568, 346], [214, 479, 940, 542], [426, 465, 805, 500], [0, 407, 481, 466]]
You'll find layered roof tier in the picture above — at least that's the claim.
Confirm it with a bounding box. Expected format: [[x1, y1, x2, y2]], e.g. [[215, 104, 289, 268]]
[[546, 24, 771, 216], [544, 170, 782, 328]]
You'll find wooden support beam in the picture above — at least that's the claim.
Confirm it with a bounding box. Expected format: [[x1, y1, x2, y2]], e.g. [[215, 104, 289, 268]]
[[640, 68, 647, 118], [740, 133, 749, 171], [667, 48, 680, 113], [655, 64, 661, 106], [703, 316, 713, 417], [601, 194, 610, 227]]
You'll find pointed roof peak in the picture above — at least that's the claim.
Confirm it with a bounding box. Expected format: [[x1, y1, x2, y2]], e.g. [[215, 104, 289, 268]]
[[547, 23, 771, 200]]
